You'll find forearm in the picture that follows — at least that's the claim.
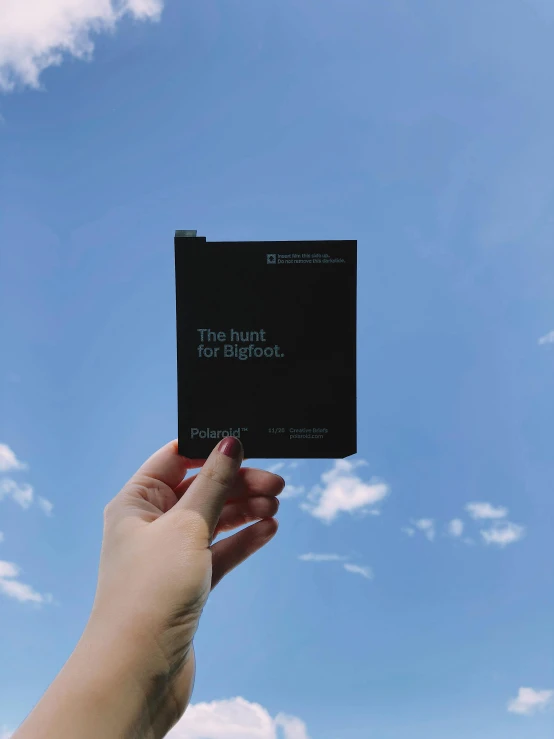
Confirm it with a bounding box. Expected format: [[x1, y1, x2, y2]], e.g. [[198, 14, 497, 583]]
[[12, 620, 196, 739]]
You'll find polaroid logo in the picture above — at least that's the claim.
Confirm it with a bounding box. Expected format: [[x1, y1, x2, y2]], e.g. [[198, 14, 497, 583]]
[[190, 427, 246, 439], [266, 253, 276, 264]]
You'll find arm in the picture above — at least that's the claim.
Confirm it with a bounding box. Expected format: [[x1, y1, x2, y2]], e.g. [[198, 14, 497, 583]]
[[13, 437, 282, 738], [14, 617, 195, 739]]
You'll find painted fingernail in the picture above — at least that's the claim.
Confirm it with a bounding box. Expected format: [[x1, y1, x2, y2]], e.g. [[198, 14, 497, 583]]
[[218, 436, 242, 459]]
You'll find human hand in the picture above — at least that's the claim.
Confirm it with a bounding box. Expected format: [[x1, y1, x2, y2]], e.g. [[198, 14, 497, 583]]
[[14, 436, 283, 739], [85, 435, 282, 734], [13, 437, 283, 739], [12, 435, 277, 739]]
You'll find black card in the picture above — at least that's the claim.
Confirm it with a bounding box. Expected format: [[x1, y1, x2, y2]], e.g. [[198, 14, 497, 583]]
[[175, 233, 357, 459]]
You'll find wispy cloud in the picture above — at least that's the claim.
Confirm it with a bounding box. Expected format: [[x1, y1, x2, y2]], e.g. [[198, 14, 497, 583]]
[[280, 483, 306, 500], [413, 518, 436, 541], [298, 553, 347, 562], [447, 519, 464, 537], [507, 687, 554, 716], [301, 458, 389, 523], [465, 502, 508, 520], [0, 479, 34, 509], [0, 0, 164, 92], [299, 553, 373, 581], [0, 726, 13, 739], [481, 522, 525, 547], [37, 497, 54, 516], [0, 532, 4, 543], [166, 695, 310, 738], [0, 444, 52, 515], [343, 563, 373, 580], [0, 443, 27, 472], [265, 461, 305, 499], [538, 330, 554, 345], [405, 512, 523, 549], [0, 560, 52, 605]]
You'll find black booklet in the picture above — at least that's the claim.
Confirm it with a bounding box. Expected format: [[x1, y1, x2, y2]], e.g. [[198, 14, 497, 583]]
[[174, 231, 357, 459]]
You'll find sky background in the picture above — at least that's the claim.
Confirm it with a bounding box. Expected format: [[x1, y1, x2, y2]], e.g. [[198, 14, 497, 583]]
[[1, 1, 554, 737]]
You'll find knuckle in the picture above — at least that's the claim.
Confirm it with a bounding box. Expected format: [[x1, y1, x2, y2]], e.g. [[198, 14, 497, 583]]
[[103, 501, 115, 524], [199, 463, 234, 491], [103, 493, 124, 521]]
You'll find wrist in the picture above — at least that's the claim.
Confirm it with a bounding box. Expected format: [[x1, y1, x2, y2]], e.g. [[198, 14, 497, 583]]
[[14, 619, 195, 739], [75, 617, 195, 737]]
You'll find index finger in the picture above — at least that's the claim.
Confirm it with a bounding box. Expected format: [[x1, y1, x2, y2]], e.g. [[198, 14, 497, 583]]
[[130, 439, 206, 490]]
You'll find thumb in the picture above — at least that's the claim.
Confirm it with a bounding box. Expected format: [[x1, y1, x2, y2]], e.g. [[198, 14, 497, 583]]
[[170, 436, 244, 540]]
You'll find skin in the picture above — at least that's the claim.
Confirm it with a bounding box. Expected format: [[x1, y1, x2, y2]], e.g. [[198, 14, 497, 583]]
[[12, 436, 282, 739]]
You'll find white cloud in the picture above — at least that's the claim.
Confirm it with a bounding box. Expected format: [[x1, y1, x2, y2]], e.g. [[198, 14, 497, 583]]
[[0, 479, 34, 509], [447, 519, 464, 537], [0, 727, 13, 739], [0, 532, 4, 542], [38, 497, 54, 516], [401, 526, 415, 537], [0, 444, 26, 472], [166, 696, 310, 739], [0, 480, 51, 514], [343, 563, 373, 580], [264, 461, 305, 499], [0, 559, 51, 604], [0, 562, 14, 578], [538, 330, 554, 345], [413, 519, 436, 541], [465, 502, 508, 520], [273, 714, 309, 739], [280, 484, 306, 500], [301, 459, 389, 523], [298, 553, 372, 580], [298, 553, 347, 562], [0, 0, 164, 92], [267, 462, 285, 474], [481, 522, 525, 547], [507, 687, 554, 716]]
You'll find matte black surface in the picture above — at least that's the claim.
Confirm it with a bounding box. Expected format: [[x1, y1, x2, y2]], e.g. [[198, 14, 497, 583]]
[[175, 236, 357, 459]]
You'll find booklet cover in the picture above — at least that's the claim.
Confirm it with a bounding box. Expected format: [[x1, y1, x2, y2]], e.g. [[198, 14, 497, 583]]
[[175, 232, 357, 459]]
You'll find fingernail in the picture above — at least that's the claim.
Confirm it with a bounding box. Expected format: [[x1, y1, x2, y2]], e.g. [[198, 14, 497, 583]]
[[218, 436, 242, 459]]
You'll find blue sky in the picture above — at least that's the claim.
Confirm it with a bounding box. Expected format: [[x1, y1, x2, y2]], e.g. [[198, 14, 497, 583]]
[[1, 1, 554, 736]]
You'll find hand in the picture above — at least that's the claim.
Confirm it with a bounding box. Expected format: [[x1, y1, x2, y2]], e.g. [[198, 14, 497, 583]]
[[14, 436, 283, 739], [91, 435, 282, 731]]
